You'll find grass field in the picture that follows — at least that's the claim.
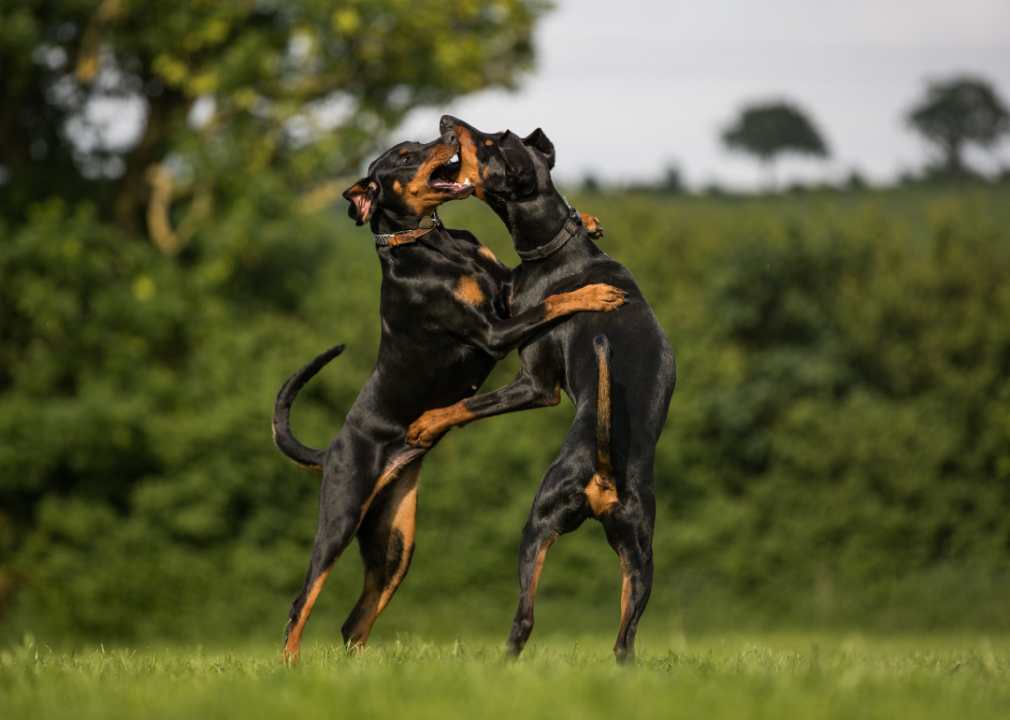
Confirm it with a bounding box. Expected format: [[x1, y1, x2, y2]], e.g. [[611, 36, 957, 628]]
[[3, 633, 1008, 720], [4, 184, 1010, 718]]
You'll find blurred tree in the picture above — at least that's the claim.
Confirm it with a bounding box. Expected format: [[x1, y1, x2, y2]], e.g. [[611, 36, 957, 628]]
[[658, 165, 684, 194], [907, 76, 1009, 177], [0, 0, 542, 246], [722, 102, 828, 190], [844, 169, 868, 191]]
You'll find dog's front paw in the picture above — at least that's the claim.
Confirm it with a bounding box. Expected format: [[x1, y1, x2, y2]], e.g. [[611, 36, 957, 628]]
[[406, 413, 440, 448], [575, 283, 627, 312], [581, 213, 604, 239]]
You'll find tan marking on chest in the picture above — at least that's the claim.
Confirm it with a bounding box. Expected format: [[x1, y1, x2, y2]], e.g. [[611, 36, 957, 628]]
[[455, 275, 485, 306], [584, 473, 618, 515], [478, 245, 500, 265]]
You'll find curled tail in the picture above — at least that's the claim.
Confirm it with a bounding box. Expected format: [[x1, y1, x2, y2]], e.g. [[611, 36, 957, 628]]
[[594, 334, 613, 479], [272, 344, 345, 472]]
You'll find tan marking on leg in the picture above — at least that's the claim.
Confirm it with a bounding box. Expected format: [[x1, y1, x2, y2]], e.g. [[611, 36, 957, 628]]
[[342, 464, 421, 650], [407, 400, 477, 448], [529, 542, 550, 597], [620, 565, 632, 626], [343, 572, 380, 652], [284, 566, 333, 664], [542, 283, 626, 321], [359, 449, 425, 524], [614, 556, 634, 659], [284, 450, 423, 664], [375, 483, 418, 616], [455, 275, 485, 307]]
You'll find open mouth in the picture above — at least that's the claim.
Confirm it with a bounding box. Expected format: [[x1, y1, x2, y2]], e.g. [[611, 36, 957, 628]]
[[428, 151, 474, 195]]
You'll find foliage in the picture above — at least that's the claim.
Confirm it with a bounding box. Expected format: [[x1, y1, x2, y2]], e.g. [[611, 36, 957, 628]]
[[2, 186, 1010, 643], [0, 0, 542, 238], [907, 76, 1010, 176], [722, 101, 828, 187], [2, 634, 1010, 720]]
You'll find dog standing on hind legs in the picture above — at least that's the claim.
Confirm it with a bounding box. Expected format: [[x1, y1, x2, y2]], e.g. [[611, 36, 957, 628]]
[[271, 130, 626, 663], [407, 117, 677, 663]]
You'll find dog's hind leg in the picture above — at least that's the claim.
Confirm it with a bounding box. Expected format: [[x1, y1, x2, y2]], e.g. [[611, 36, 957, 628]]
[[283, 493, 363, 663], [283, 449, 421, 664], [599, 483, 655, 664], [340, 460, 421, 650], [503, 455, 594, 658], [283, 520, 356, 663], [503, 520, 558, 659]]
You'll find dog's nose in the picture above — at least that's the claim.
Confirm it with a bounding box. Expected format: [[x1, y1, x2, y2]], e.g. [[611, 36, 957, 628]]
[[442, 129, 459, 146], [440, 115, 458, 134]]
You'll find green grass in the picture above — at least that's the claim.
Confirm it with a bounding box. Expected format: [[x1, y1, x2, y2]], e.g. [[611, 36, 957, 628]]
[[3, 634, 1009, 719]]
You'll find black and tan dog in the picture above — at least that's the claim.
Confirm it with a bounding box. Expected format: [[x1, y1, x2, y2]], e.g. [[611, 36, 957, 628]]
[[406, 117, 677, 663], [271, 130, 626, 662]]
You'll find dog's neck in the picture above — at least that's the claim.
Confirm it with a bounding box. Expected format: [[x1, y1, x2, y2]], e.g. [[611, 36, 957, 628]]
[[370, 206, 436, 236], [495, 185, 578, 260], [492, 183, 581, 262]]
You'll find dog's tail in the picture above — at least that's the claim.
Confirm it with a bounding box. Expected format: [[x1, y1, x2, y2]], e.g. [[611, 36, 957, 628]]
[[272, 344, 345, 472], [593, 334, 614, 480]]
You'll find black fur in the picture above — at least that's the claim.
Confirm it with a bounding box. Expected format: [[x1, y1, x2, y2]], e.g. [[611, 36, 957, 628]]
[[272, 132, 626, 662], [414, 116, 677, 663]]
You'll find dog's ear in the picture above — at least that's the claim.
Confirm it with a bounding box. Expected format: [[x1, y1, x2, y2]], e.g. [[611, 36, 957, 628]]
[[342, 179, 380, 226], [498, 130, 537, 197], [522, 128, 555, 170]]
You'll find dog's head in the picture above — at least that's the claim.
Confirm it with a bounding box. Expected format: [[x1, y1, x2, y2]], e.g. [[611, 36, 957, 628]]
[[437, 115, 556, 208], [342, 133, 474, 226], [437, 115, 603, 238]]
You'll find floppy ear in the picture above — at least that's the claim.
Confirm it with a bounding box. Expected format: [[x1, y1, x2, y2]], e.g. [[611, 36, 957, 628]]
[[342, 179, 380, 226], [522, 128, 555, 170], [498, 130, 537, 197]]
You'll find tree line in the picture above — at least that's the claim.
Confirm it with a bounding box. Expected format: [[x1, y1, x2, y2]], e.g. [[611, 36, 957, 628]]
[[721, 76, 1009, 189]]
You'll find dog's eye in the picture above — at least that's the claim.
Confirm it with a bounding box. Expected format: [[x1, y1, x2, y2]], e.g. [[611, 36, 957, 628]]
[[401, 155, 411, 165]]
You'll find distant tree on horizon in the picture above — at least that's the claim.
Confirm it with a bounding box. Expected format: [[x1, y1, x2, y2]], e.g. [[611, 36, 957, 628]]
[[906, 76, 1009, 177], [658, 165, 685, 194], [722, 101, 828, 190]]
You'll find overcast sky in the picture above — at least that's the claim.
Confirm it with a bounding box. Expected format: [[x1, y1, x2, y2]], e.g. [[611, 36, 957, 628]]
[[396, 0, 1010, 190]]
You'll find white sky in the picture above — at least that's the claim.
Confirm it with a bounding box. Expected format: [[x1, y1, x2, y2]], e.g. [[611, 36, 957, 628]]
[[396, 0, 1010, 190]]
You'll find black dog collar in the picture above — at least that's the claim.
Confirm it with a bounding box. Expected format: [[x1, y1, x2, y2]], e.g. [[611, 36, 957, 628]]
[[515, 207, 583, 262], [373, 212, 441, 248]]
